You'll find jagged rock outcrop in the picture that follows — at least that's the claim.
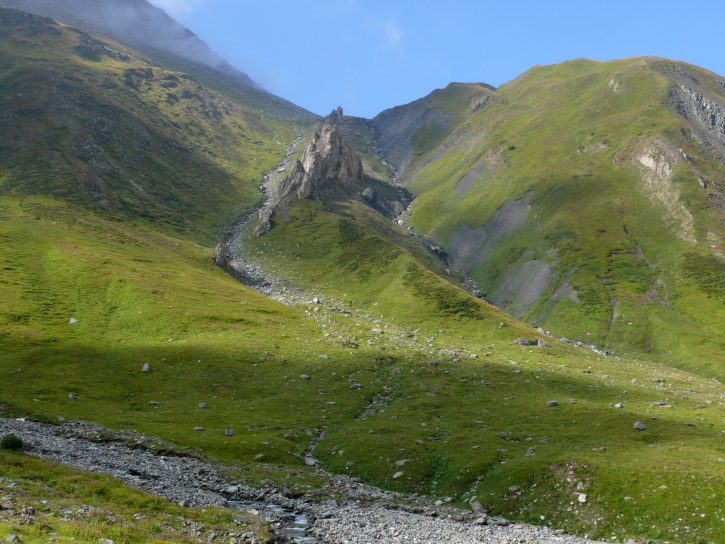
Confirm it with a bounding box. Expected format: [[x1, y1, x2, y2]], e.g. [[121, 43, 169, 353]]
[[255, 107, 364, 235]]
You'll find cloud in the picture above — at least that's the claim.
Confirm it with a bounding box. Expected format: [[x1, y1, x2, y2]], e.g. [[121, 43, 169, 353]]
[[148, 0, 207, 17], [371, 19, 405, 47]]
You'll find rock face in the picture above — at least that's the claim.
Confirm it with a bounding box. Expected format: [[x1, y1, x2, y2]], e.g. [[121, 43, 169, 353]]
[[255, 107, 364, 236]]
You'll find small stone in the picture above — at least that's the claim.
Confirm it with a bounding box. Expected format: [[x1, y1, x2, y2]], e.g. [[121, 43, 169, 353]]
[[319, 354, 329, 359], [578, 493, 587, 503], [508, 486, 519, 492], [198, 402, 208, 409], [179, 499, 190, 508], [304, 456, 318, 466], [434, 500, 443, 506], [224, 428, 235, 436], [226, 485, 240, 494], [350, 383, 362, 390], [547, 400, 559, 407], [142, 363, 150, 373], [415, 439, 424, 445], [69, 318, 78, 324], [254, 453, 264, 460], [470, 501, 485, 515], [99, 539, 114, 544], [614, 403, 623, 408], [392, 471, 404, 479], [474, 516, 486, 525], [633, 421, 647, 431], [525, 446, 536, 456], [489, 516, 509, 526], [313, 297, 319, 304], [299, 374, 310, 381], [193, 427, 205, 431]]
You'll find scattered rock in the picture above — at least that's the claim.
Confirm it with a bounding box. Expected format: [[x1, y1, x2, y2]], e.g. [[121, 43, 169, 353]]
[[470, 501, 485, 515], [5, 535, 21, 544], [547, 400, 559, 407], [393, 471, 404, 479], [224, 428, 235, 436], [514, 338, 550, 348], [299, 374, 310, 381], [198, 402, 208, 409], [614, 403, 623, 408], [633, 421, 647, 431], [68, 318, 78, 324], [193, 427, 205, 432], [578, 493, 587, 503], [142, 363, 150, 373]]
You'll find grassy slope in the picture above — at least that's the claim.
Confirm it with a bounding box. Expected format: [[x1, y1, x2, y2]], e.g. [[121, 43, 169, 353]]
[[386, 58, 725, 378], [239, 199, 725, 544], [0, 9, 297, 244], [2, 190, 724, 543], [0, 449, 271, 543], [0, 15, 723, 542]]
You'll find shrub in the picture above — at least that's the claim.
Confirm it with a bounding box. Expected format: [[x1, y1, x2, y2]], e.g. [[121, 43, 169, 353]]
[[1, 434, 24, 451]]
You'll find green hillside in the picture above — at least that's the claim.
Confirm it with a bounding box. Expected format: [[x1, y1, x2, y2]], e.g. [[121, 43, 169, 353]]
[[0, 8, 724, 544], [374, 58, 725, 377], [0, 8, 301, 244]]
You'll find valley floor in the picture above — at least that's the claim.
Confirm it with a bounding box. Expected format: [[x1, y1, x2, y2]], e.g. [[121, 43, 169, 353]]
[[1, 417, 606, 544]]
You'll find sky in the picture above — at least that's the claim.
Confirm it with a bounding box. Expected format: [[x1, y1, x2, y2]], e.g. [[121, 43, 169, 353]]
[[148, 0, 725, 118]]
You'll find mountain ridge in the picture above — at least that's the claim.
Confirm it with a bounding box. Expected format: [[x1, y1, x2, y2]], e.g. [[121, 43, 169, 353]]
[[0, 0, 316, 119]]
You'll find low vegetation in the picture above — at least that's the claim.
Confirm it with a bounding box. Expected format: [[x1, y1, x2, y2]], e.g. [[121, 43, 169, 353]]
[[0, 449, 271, 543]]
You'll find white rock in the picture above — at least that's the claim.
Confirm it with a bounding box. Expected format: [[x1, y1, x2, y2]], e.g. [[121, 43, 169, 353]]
[[578, 493, 587, 503]]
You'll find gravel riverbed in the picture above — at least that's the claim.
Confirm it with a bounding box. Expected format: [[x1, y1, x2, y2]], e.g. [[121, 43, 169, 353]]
[[0, 418, 609, 544]]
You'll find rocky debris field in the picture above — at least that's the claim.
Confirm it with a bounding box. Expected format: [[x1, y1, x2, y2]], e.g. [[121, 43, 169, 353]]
[[0, 418, 610, 544]]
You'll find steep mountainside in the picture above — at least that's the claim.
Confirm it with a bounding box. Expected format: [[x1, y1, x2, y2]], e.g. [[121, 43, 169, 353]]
[[374, 58, 725, 377], [0, 0, 315, 119], [0, 7, 298, 243]]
